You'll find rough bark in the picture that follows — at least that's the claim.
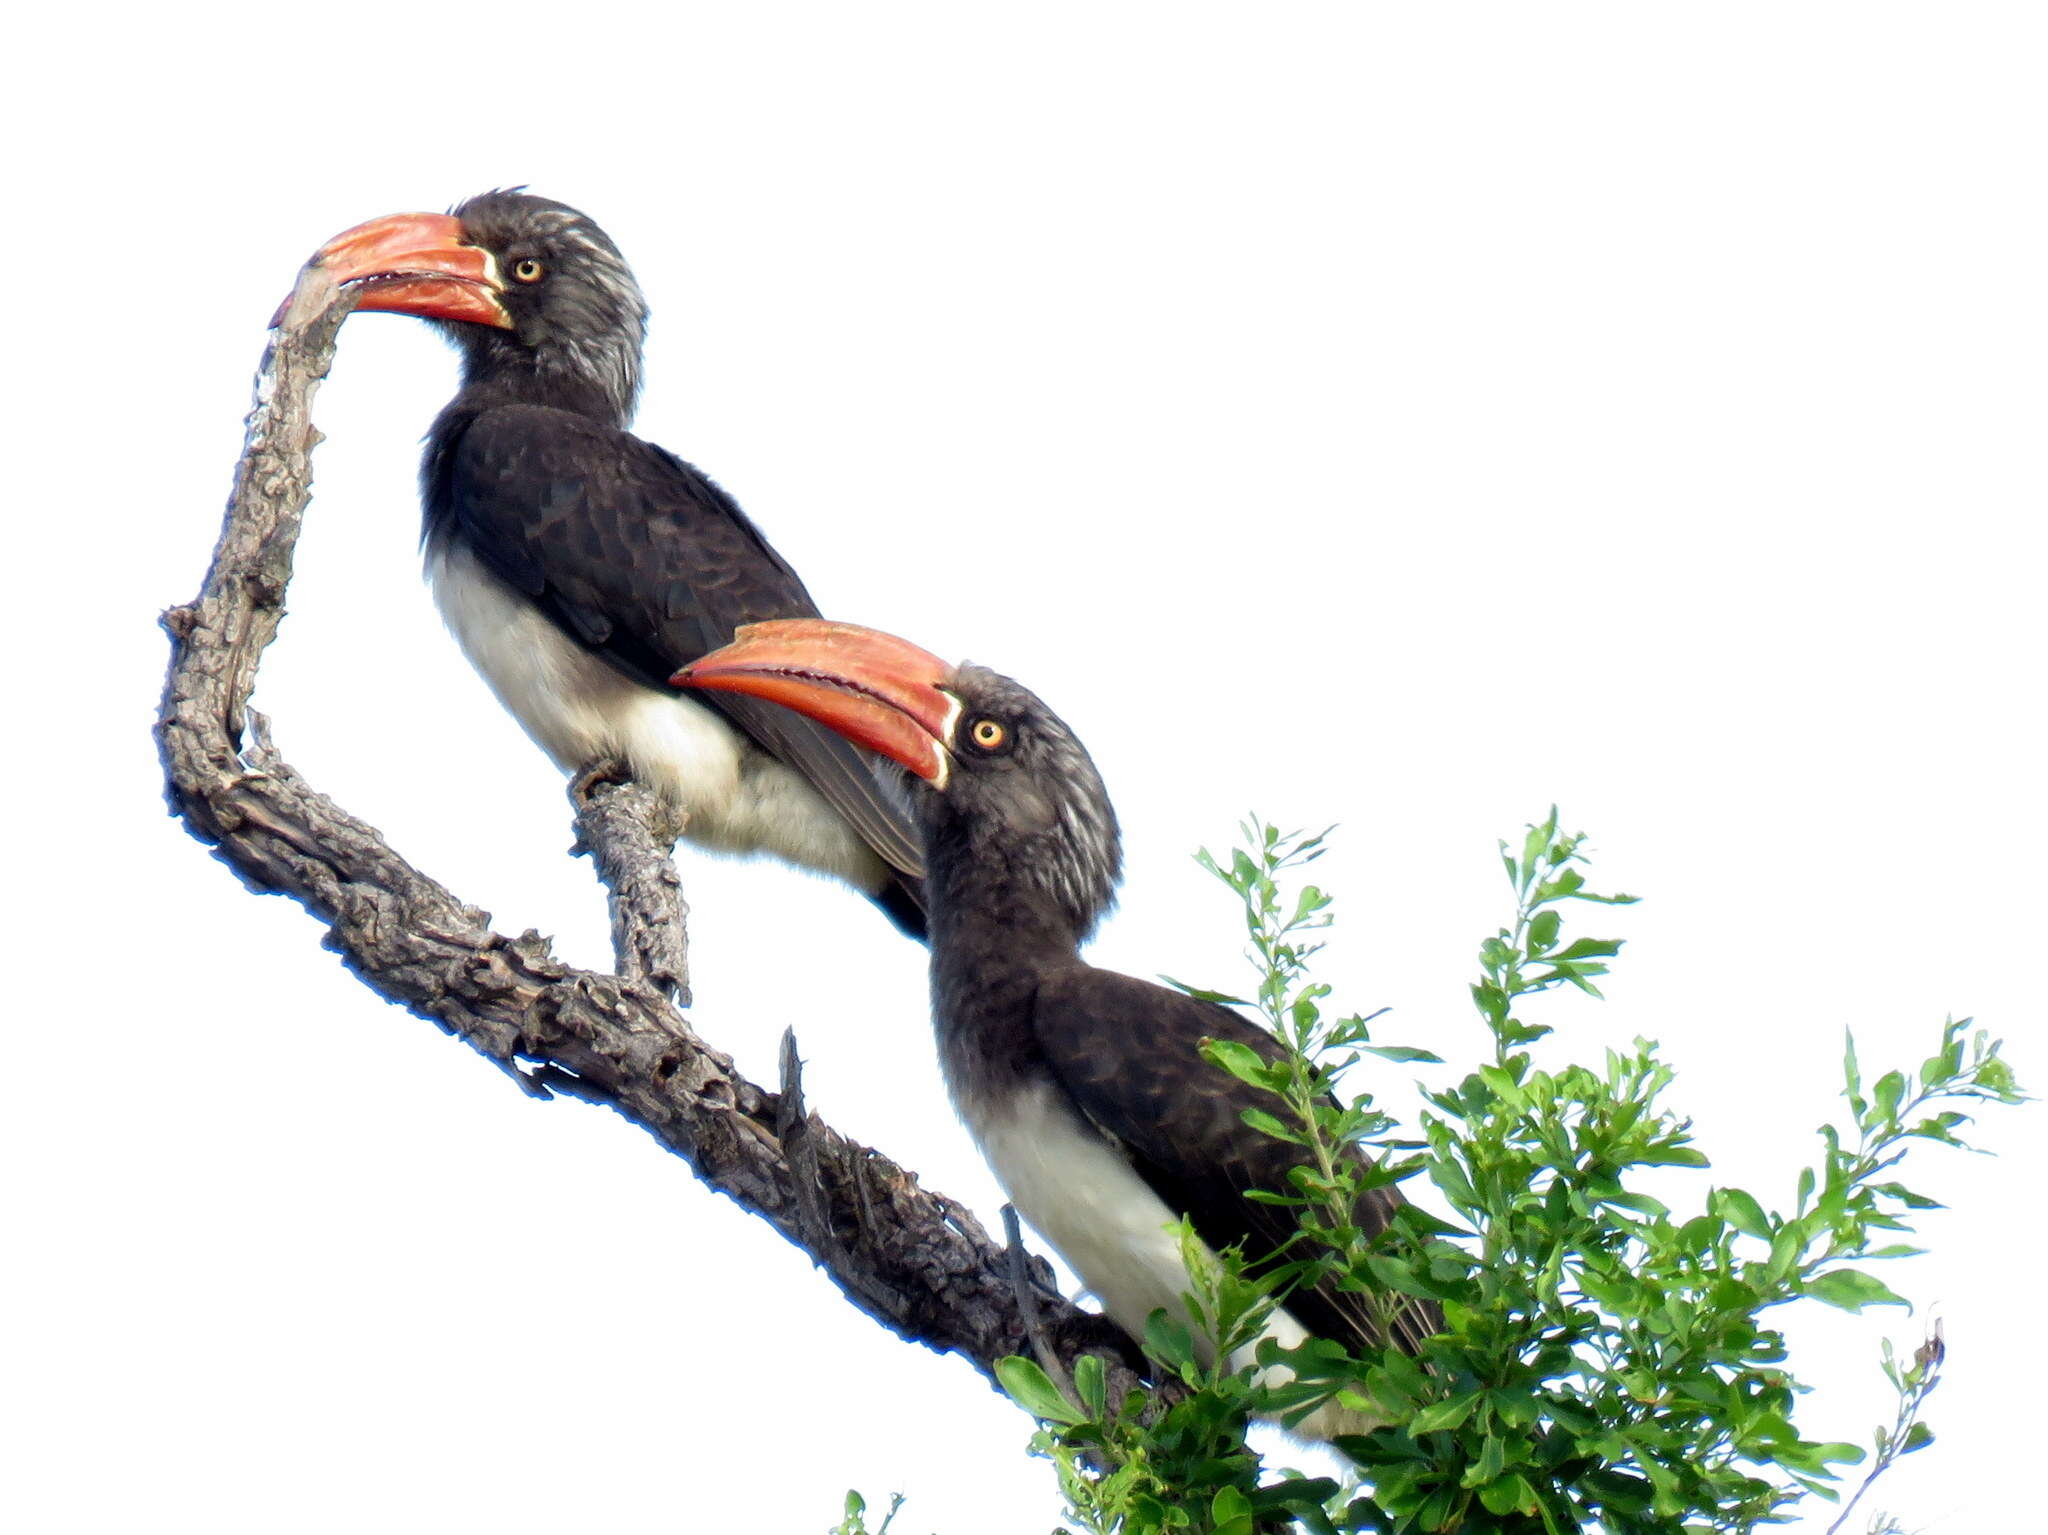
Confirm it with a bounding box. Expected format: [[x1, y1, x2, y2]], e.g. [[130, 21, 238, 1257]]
[[155, 260, 1158, 1412]]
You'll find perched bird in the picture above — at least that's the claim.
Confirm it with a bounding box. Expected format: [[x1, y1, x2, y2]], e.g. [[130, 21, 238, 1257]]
[[677, 620, 1438, 1438], [297, 192, 926, 935]]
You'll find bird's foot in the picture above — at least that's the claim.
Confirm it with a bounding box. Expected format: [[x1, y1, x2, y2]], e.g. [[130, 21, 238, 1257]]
[[568, 756, 634, 806]]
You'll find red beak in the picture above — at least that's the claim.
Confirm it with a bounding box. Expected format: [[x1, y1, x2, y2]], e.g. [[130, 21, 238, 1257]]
[[278, 211, 511, 330], [675, 620, 959, 787]]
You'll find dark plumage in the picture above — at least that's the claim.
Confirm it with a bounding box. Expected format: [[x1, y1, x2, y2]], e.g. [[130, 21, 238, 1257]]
[[678, 621, 1439, 1438], [304, 192, 925, 935]]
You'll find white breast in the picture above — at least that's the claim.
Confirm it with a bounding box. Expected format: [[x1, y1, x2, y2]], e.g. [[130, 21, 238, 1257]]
[[425, 540, 890, 890], [967, 1080, 1381, 1440]]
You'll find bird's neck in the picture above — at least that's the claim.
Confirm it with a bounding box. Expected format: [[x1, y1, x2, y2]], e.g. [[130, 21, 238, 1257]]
[[926, 882, 1077, 1118], [924, 813, 1099, 965], [927, 871, 1086, 971], [457, 337, 639, 429], [923, 818, 1097, 1107]]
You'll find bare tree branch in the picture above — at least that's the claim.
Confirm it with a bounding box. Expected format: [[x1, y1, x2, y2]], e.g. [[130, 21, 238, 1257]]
[[569, 761, 691, 1004], [154, 260, 1143, 1403]]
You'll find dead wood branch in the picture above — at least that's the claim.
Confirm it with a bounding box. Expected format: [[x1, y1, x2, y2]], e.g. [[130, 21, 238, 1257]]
[[154, 261, 1137, 1403]]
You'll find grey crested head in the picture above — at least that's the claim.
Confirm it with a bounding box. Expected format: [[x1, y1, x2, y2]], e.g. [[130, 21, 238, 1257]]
[[444, 189, 649, 427], [923, 663, 1123, 945]]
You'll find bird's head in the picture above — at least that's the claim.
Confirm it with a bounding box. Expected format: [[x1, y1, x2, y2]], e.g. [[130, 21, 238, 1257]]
[[676, 620, 1122, 941], [295, 189, 647, 425]]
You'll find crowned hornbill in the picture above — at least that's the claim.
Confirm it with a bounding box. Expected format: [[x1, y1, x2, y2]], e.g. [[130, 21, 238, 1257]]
[[297, 192, 925, 934], [677, 620, 1439, 1438]]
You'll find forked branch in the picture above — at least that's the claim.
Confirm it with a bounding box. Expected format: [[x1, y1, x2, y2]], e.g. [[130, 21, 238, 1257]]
[[154, 262, 1127, 1400]]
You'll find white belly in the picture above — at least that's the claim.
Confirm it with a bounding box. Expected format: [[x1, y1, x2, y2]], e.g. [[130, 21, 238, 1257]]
[[425, 540, 890, 890], [968, 1080, 1380, 1440]]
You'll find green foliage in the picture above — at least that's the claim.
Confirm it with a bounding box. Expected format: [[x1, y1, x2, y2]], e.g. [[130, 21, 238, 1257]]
[[832, 1489, 905, 1535], [993, 812, 2025, 1534], [996, 1227, 1344, 1535]]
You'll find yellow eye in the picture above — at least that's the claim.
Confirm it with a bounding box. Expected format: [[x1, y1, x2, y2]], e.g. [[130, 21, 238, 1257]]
[[968, 718, 1007, 751], [512, 258, 545, 283]]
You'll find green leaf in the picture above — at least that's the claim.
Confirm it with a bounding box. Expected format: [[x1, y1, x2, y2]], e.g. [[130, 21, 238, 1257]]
[[993, 1356, 1085, 1425], [1366, 1253, 1446, 1299], [1872, 1180, 1944, 1211], [1600, 1190, 1670, 1219], [1781, 1440, 1866, 1472], [1427, 1158, 1479, 1210], [1549, 937, 1623, 962], [1976, 1055, 2020, 1098], [1909, 1112, 1970, 1147], [1470, 981, 1511, 1028], [1873, 1070, 1907, 1124], [1631, 1143, 1710, 1167], [1676, 1214, 1723, 1254], [1714, 1188, 1772, 1241], [1202, 1037, 1281, 1089], [1477, 1064, 1525, 1106], [1478, 1474, 1536, 1516], [1583, 1469, 1654, 1513], [1410, 1392, 1479, 1434], [1804, 1268, 1911, 1312], [1162, 976, 1250, 1006], [1291, 884, 1330, 926], [1144, 1309, 1196, 1371], [1210, 1484, 1254, 1535], [1072, 1352, 1106, 1418], [1358, 1044, 1445, 1064], [1768, 1221, 1806, 1284], [1902, 1421, 1935, 1454], [1578, 1267, 1635, 1309], [1557, 968, 1609, 998], [1487, 1388, 1541, 1428], [1240, 1107, 1305, 1145]]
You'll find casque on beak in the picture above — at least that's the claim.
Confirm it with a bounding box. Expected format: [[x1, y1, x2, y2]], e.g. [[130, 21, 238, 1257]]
[[277, 211, 511, 330], [675, 619, 960, 788]]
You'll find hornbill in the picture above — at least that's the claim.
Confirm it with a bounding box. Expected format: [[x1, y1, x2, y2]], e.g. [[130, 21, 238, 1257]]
[[677, 620, 1439, 1439], [296, 192, 926, 935]]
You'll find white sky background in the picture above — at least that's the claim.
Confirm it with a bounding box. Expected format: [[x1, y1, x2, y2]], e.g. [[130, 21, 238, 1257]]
[[8, 5, 2043, 1531]]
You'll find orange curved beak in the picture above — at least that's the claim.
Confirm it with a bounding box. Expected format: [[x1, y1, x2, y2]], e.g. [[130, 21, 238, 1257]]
[[675, 620, 960, 788], [278, 210, 511, 330]]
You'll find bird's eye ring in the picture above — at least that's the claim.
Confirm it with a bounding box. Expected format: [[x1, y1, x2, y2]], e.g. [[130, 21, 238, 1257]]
[[968, 718, 1007, 752], [512, 258, 546, 283]]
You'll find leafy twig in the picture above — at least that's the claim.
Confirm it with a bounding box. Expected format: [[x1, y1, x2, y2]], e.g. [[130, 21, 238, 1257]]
[[1824, 1322, 1944, 1535]]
